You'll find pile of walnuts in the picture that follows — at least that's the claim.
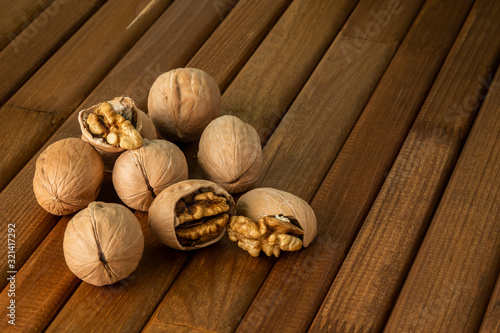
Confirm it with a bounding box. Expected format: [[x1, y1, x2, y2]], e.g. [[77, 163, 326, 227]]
[[33, 68, 317, 286]]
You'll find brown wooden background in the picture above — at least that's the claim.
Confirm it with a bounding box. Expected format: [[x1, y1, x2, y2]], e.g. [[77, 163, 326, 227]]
[[0, 0, 499, 332]]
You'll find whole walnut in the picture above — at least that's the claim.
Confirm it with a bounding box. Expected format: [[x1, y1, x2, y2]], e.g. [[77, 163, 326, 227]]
[[227, 188, 317, 257], [33, 138, 104, 216], [198, 115, 263, 193], [63, 202, 144, 286], [148, 68, 221, 142], [112, 139, 188, 211], [79, 97, 158, 171], [148, 179, 235, 250]]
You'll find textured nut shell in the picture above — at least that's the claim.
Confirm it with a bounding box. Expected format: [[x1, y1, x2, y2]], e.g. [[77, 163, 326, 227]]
[[198, 115, 263, 193], [148, 179, 234, 250], [33, 138, 104, 216], [63, 202, 144, 286], [148, 68, 221, 142], [79, 97, 157, 171], [112, 139, 188, 211], [236, 188, 317, 247]]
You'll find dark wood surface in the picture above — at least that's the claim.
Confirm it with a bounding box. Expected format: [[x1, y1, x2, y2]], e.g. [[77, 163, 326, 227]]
[[1, 0, 499, 332]]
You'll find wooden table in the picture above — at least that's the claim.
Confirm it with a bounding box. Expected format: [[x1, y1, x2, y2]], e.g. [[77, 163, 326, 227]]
[[1, 0, 499, 332]]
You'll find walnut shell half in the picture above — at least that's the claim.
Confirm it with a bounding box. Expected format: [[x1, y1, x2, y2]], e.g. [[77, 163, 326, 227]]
[[148, 179, 235, 250], [33, 138, 104, 216], [148, 68, 221, 142], [112, 139, 188, 211], [228, 188, 317, 257], [79, 97, 158, 171], [63, 202, 144, 286], [198, 115, 263, 193]]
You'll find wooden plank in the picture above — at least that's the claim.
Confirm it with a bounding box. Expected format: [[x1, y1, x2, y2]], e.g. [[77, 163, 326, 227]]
[[384, 69, 500, 333], [0, 216, 80, 332], [0, 0, 172, 192], [221, 0, 359, 144], [479, 273, 500, 332], [0, 0, 106, 106], [310, 1, 500, 332], [0, 0, 232, 291], [0, 0, 288, 330], [236, 0, 476, 331], [0, 0, 54, 51], [142, 0, 425, 331], [188, 0, 292, 93]]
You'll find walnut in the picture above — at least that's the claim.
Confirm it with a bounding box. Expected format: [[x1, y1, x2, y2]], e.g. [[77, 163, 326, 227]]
[[228, 215, 304, 257], [86, 101, 142, 149], [198, 115, 263, 193], [148, 180, 235, 250], [148, 68, 221, 142], [112, 139, 188, 211], [227, 188, 317, 257], [63, 202, 144, 286], [79, 97, 158, 171], [33, 138, 104, 216]]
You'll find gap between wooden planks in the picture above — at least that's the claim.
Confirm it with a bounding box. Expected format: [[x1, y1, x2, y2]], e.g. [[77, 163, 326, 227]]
[[384, 67, 500, 332], [310, 0, 500, 332], [0, 0, 106, 106], [0, 0, 291, 331], [142, 0, 426, 331], [236, 0, 476, 331], [0, 0, 172, 193], [0, 0, 54, 51]]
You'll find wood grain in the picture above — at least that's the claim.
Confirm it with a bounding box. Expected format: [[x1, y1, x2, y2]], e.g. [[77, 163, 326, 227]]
[[188, 0, 292, 93], [142, 0, 424, 331], [0, 0, 54, 51], [260, 0, 423, 204], [0, 216, 80, 332], [221, 0, 360, 144], [479, 273, 500, 332], [1, 0, 288, 330], [0, 0, 232, 291], [236, 0, 475, 331], [310, 1, 500, 331], [384, 67, 500, 333], [0, 0, 172, 192], [0, 0, 105, 105]]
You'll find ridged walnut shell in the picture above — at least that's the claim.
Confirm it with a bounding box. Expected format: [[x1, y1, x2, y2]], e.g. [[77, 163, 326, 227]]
[[236, 188, 317, 247], [78, 97, 158, 171], [33, 138, 104, 216], [63, 202, 144, 286], [112, 139, 188, 211], [198, 115, 263, 193], [148, 68, 221, 142], [148, 179, 234, 250]]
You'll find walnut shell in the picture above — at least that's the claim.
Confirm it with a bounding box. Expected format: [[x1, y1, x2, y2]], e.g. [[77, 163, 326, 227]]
[[33, 138, 104, 216], [112, 139, 188, 211], [148, 68, 221, 142], [79, 97, 158, 171], [148, 179, 234, 250], [63, 202, 144, 286], [235, 188, 317, 247], [198, 115, 263, 193]]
